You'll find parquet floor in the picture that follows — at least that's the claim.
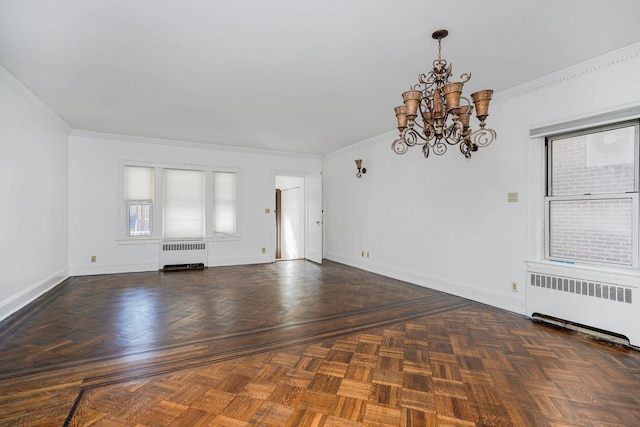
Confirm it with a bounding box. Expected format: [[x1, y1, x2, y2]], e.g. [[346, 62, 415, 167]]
[[1, 261, 639, 426]]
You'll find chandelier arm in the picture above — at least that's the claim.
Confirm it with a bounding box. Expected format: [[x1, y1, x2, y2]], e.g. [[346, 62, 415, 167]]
[[458, 95, 472, 108], [432, 140, 447, 156], [423, 123, 436, 141], [400, 128, 424, 147], [414, 97, 431, 132], [442, 121, 464, 145], [403, 127, 428, 147], [470, 128, 497, 148], [391, 137, 409, 155], [419, 72, 437, 88], [459, 140, 473, 159], [422, 143, 430, 158], [410, 117, 427, 132]]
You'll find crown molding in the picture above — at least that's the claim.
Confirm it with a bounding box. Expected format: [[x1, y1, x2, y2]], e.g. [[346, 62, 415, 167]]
[[494, 41, 640, 103], [69, 129, 323, 160], [326, 129, 397, 158], [0, 63, 72, 133]]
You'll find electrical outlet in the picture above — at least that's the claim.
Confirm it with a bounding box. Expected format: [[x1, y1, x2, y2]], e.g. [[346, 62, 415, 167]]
[[511, 282, 518, 292], [91, 255, 96, 263], [366, 252, 370, 258], [262, 247, 266, 254], [361, 250, 364, 257]]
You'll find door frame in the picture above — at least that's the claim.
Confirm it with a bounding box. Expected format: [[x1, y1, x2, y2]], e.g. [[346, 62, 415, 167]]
[[274, 173, 314, 261]]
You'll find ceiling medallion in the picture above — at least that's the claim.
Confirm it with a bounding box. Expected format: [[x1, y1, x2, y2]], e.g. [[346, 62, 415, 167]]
[[392, 29, 497, 159]]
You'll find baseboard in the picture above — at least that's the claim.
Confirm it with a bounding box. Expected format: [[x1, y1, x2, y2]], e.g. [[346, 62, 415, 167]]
[[208, 254, 273, 267], [70, 255, 273, 275], [0, 268, 69, 322], [325, 251, 525, 315], [69, 262, 160, 276]]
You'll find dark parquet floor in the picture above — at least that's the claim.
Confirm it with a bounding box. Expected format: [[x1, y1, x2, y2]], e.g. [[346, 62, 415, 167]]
[[0, 260, 639, 426]]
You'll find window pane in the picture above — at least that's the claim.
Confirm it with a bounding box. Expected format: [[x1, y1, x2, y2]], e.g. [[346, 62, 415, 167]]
[[213, 172, 237, 235], [125, 166, 154, 200], [550, 125, 635, 196], [163, 169, 204, 239], [128, 203, 151, 236], [549, 198, 634, 265]]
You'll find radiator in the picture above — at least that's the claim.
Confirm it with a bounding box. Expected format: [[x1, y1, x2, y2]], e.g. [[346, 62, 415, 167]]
[[526, 269, 639, 346], [160, 241, 208, 269]]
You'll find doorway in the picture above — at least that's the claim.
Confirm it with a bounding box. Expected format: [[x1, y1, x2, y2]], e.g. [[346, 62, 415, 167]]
[[275, 175, 305, 260]]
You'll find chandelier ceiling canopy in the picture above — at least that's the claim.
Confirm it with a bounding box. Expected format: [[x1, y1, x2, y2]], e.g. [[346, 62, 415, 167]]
[[392, 29, 497, 159]]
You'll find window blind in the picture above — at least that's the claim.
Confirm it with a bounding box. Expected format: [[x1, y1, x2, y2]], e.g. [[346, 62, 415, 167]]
[[125, 166, 153, 200], [213, 171, 237, 235], [163, 169, 205, 239]]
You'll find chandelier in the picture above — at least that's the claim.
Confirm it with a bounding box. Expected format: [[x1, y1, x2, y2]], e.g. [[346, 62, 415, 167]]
[[392, 29, 496, 159]]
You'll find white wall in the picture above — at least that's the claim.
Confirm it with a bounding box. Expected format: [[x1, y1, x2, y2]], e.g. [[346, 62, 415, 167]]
[[68, 132, 322, 275], [0, 65, 71, 320], [3, 41, 639, 324], [324, 42, 640, 314]]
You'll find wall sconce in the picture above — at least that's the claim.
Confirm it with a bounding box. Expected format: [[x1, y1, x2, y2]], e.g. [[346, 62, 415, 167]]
[[355, 159, 366, 178]]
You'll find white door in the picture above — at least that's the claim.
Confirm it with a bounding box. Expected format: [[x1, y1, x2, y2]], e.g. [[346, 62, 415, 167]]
[[305, 171, 323, 264]]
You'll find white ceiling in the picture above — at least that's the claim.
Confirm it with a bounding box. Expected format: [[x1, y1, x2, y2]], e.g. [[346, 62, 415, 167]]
[[2, 1, 640, 154]]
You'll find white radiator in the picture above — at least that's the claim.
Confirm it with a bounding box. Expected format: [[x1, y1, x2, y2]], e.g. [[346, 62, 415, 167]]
[[160, 241, 208, 268], [526, 269, 639, 346]]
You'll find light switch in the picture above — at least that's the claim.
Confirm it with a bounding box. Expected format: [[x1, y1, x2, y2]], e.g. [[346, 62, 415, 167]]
[[507, 192, 518, 203], [265, 208, 270, 214]]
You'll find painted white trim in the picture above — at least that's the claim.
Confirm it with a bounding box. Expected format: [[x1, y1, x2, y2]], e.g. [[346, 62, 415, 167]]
[[496, 41, 640, 103], [326, 129, 396, 158], [529, 101, 640, 138], [208, 255, 274, 267], [326, 251, 525, 315], [0, 64, 72, 133], [116, 160, 244, 242], [526, 108, 640, 271], [526, 260, 640, 288], [525, 137, 546, 262], [71, 129, 322, 160], [70, 255, 275, 275], [0, 269, 69, 321], [69, 262, 160, 276], [493, 42, 640, 102]]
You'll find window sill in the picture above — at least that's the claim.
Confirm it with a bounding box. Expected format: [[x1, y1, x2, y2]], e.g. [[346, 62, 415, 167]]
[[116, 238, 162, 245], [115, 235, 242, 245], [208, 234, 242, 242]]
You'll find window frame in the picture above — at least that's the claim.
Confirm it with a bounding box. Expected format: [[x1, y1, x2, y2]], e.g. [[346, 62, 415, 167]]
[[118, 161, 240, 242], [127, 201, 153, 237], [543, 120, 640, 269], [123, 164, 156, 239], [543, 194, 639, 268]]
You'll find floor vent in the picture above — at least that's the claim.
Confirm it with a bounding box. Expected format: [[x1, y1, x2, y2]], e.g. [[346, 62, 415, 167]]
[[529, 273, 631, 304], [162, 263, 205, 272]]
